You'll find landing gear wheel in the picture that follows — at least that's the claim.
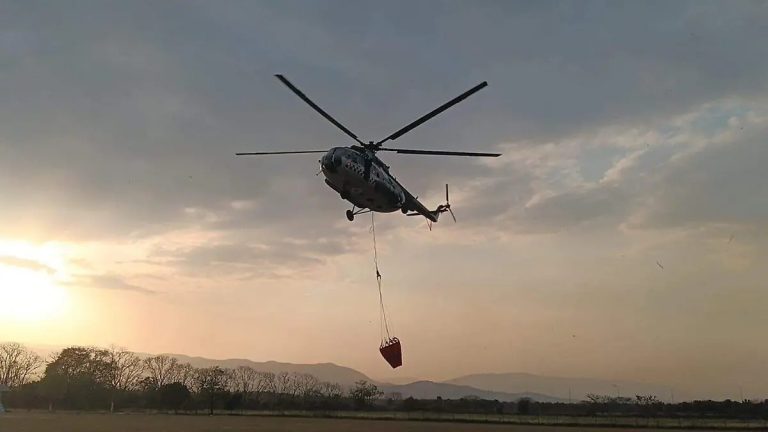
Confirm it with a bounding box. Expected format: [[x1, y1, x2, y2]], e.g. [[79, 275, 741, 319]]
[[346, 210, 354, 221]]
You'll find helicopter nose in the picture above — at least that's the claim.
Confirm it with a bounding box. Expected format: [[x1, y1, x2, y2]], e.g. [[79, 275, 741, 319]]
[[321, 151, 338, 172]]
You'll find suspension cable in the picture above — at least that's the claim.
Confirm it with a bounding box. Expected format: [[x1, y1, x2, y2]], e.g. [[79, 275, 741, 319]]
[[370, 213, 391, 341]]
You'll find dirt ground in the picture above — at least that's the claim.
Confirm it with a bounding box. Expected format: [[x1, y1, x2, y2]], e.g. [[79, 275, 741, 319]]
[[0, 411, 712, 432]]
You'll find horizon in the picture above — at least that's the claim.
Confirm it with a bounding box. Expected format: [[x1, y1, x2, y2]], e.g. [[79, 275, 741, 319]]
[[2, 1, 767, 405], [0, 340, 740, 402]]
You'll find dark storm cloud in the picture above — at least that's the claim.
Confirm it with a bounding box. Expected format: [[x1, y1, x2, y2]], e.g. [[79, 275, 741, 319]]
[[0, 1, 766, 243]]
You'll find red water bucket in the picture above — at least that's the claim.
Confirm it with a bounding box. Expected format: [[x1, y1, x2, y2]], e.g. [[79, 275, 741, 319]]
[[379, 337, 402, 368]]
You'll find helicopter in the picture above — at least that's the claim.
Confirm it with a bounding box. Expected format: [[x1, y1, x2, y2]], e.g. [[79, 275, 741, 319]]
[[237, 75, 501, 225]]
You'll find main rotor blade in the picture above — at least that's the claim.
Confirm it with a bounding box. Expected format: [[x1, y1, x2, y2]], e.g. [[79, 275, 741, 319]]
[[376, 81, 488, 145], [378, 147, 501, 157], [275, 74, 365, 145], [236, 150, 328, 156]]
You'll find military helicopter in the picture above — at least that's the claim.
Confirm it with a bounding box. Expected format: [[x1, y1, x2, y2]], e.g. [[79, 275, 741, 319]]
[[237, 75, 501, 225]]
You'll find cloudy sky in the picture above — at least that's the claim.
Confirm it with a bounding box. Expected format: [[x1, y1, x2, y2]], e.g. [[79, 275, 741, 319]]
[[1, 0, 767, 400]]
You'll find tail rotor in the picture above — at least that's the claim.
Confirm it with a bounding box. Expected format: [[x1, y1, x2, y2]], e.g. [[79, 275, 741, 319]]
[[445, 184, 456, 223], [433, 184, 456, 223]]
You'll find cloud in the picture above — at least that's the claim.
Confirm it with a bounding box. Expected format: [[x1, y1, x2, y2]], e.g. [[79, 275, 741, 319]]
[[616, 110, 767, 228], [445, 100, 768, 237], [0, 255, 55, 274], [68, 273, 154, 295], [0, 1, 766, 244], [146, 237, 354, 280]]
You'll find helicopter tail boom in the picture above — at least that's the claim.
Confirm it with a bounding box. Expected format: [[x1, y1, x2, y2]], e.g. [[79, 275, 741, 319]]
[[405, 184, 456, 225]]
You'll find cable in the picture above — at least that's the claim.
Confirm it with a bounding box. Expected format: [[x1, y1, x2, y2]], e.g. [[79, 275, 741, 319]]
[[371, 213, 391, 342]]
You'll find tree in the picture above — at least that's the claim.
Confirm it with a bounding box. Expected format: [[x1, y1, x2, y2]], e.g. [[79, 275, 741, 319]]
[[41, 347, 112, 410], [635, 394, 661, 405], [38, 371, 66, 411], [143, 355, 180, 388], [193, 366, 228, 415], [254, 371, 275, 398], [319, 382, 343, 399], [274, 371, 291, 395], [296, 373, 320, 398], [175, 363, 195, 388], [159, 382, 191, 413], [403, 396, 420, 411], [286, 372, 302, 398], [104, 346, 144, 412], [222, 367, 237, 393], [349, 380, 381, 409], [0, 343, 43, 388], [45, 347, 111, 383], [232, 366, 258, 402], [517, 397, 532, 415]]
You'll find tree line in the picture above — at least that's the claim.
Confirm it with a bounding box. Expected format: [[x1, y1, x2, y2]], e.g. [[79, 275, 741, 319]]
[[0, 343, 372, 413], [3, 342, 768, 419]]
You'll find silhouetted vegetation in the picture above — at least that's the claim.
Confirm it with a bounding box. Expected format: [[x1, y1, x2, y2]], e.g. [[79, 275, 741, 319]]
[[3, 342, 768, 421], [350, 380, 382, 409]]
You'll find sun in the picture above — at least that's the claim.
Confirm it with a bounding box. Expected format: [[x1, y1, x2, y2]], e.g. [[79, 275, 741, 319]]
[[0, 241, 70, 322]]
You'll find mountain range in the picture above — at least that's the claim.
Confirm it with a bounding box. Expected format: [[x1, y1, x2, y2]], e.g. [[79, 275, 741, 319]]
[[446, 372, 673, 402], [23, 344, 671, 402], [162, 354, 672, 402]]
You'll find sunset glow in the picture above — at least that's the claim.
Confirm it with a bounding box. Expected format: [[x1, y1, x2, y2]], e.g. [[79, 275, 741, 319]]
[[0, 241, 70, 322]]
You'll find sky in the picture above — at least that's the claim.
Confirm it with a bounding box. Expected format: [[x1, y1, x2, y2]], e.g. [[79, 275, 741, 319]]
[[1, 0, 767, 401]]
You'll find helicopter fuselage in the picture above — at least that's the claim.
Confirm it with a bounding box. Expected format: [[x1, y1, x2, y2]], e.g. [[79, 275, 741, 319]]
[[236, 75, 497, 223], [320, 147, 406, 213]]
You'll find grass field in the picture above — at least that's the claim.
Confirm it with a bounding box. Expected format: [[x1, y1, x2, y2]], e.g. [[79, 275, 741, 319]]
[[0, 411, 747, 432]]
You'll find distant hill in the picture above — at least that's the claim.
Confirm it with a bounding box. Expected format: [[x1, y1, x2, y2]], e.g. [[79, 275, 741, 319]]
[[162, 354, 372, 387], [377, 375, 424, 385], [20, 343, 655, 402], [446, 372, 673, 402], [161, 355, 563, 401], [379, 380, 565, 402], [21, 344, 372, 387]]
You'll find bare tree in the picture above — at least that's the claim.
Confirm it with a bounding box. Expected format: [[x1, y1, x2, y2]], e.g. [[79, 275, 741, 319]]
[[319, 381, 343, 399], [222, 368, 237, 393], [255, 371, 275, 396], [0, 342, 43, 388], [176, 362, 195, 388], [296, 373, 320, 398], [143, 355, 180, 387], [274, 371, 291, 395], [193, 366, 228, 415], [232, 366, 258, 399], [287, 372, 303, 397], [349, 380, 382, 409], [105, 346, 145, 412]]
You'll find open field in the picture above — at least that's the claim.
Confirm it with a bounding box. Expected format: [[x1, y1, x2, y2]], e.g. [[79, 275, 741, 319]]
[[0, 411, 759, 432]]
